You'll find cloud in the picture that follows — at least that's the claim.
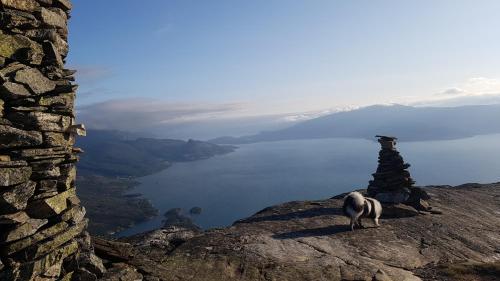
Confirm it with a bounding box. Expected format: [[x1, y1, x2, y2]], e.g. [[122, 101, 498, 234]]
[[436, 77, 500, 97], [413, 77, 500, 107], [280, 106, 359, 122], [78, 87, 116, 98], [77, 98, 247, 133], [438, 87, 466, 96], [71, 66, 114, 83]]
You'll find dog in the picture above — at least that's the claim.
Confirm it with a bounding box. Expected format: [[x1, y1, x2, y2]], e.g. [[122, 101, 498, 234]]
[[343, 191, 382, 231]]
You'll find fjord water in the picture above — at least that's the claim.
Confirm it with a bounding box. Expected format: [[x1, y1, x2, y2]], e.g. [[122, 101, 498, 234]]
[[118, 134, 500, 236]]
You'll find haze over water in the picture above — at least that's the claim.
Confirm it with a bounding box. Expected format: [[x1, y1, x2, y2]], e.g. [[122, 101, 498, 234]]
[[119, 134, 500, 236]]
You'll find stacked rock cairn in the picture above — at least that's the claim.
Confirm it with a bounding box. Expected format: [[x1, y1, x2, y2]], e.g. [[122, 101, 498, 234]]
[[0, 0, 104, 280], [367, 136, 416, 203]]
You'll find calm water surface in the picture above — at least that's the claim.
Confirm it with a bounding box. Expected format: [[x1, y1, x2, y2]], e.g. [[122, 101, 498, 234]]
[[118, 135, 500, 236]]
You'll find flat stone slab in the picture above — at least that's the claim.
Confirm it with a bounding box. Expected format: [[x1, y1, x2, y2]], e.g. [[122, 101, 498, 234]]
[[0, 166, 32, 187], [0, 125, 43, 149], [14, 67, 56, 95], [0, 181, 36, 213], [0, 0, 40, 12]]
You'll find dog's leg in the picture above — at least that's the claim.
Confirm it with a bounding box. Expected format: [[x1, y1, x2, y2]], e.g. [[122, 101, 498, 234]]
[[352, 212, 363, 230], [358, 217, 365, 228], [350, 217, 355, 231], [373, 217, 380, 227]]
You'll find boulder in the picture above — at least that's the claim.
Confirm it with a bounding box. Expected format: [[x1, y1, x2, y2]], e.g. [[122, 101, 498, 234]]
[[0, 160, 28, 168], [100, 263, 143, 281], [42, 40, 63, 67], [39, 7, 66, 29], [14, 67, 56, 94], [60, 205, 86, 224], [36, 0, 54, 6], [0, 166, 32, 187], [92, 237, 134, 262], [27, 188, 75, 218], [0, 33, 43, 64], [0, 61, 25, 79], [0, 155, 10, 162], [77, 251, 106, 279], [375, 189, 410, 204], [0, 0, 40, 12], [407, 187, 431, 202], [43, 132, 74, 147], [72, 268, 97, 281], [31, 163, 61, 179], [38, 261, 63, 279], [58, 164, 76, 190], [54, 0, 72, 11], [1, 221, 69, 256], [0, 125, 43, 148], [0, 8, 40, 30], [8, 111, 72, 131], [24, 28, 69, 57], [0, 211, 30, 225], [381, 203, 420, 218], [68, 124, 86, 136], [0, 180, 36, 213], [0, 218, 47, 243], [122, 226, 200, 255], [17, 240, 78, 281], [22, 219, 87, 260], [0, 81, 32, 99], [18, 147, 72, 158], [39, 92, 74, 109]]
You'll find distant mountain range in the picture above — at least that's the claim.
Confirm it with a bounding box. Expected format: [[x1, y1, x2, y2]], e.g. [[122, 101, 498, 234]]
[[77, 130, 236, 177], [211, 104, 500, 144]]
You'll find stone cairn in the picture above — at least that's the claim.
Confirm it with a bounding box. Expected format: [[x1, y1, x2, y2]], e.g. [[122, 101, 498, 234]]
[[0, 0, 104, 280], [367, 135, 432, 212], [367, 136, 416, 203]]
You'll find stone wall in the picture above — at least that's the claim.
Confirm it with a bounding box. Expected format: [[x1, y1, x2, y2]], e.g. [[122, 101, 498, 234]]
[[0, 0, 103, 280]]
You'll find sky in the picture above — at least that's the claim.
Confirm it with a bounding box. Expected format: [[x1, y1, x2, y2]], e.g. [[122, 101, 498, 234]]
[[68, 0, 500, 139]]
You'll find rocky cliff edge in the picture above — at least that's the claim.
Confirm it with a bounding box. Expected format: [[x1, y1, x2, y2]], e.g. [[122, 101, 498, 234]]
[[94, 183, 500, 281]]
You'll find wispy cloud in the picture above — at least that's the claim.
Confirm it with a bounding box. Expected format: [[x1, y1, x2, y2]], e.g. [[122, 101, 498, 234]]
[[78, 87, 116, 98], [412, 77, 500, 107], [77, 98, 247, 132], [438, 87, 466, 96], [72, 65, 114, 83], [436, 77, 500, 97], [280, 106, 359, 122]]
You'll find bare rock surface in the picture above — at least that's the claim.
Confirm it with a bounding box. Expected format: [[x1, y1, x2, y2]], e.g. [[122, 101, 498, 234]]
[[95, 184, 500, 281]]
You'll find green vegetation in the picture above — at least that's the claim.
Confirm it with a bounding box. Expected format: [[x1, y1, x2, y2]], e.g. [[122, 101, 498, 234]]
[[76, 175, 158, 236]]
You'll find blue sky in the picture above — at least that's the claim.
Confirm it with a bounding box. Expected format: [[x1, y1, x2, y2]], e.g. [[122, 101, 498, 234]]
[[69, 0, 500, 138]]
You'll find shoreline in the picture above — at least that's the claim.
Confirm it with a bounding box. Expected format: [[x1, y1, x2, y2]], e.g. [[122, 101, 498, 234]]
[[78, 147, 237, 236]]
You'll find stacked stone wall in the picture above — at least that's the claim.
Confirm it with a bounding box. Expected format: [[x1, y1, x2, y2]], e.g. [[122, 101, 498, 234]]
[[0, 0, 102, 280]]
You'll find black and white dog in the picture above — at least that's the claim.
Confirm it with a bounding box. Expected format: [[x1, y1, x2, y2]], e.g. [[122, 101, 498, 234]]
[[343, 191, 382, 231]]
